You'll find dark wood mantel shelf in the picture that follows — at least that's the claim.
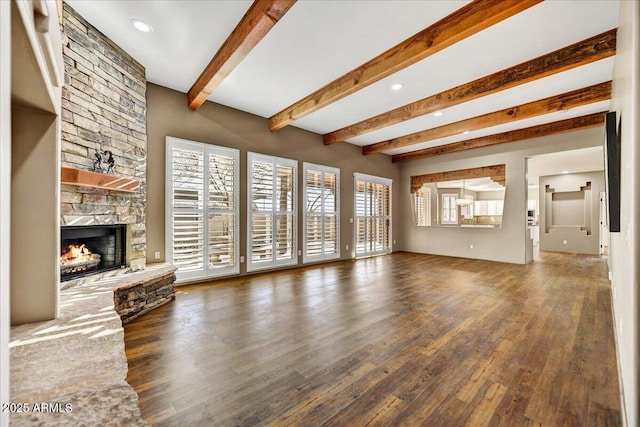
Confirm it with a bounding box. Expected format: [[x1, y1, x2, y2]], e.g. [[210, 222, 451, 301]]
[[61, 167, 140, 193]]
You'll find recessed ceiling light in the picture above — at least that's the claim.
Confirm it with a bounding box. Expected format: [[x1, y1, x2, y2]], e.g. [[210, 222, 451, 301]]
[[433, 111, 444, 117], [131, 19, 153, 33], [391, 83, 403, 91], [562, 170, 569, 174], [463, 130, 470, 135]]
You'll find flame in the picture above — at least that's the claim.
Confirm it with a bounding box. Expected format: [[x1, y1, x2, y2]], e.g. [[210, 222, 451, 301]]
[[60, 244, 98, 266]]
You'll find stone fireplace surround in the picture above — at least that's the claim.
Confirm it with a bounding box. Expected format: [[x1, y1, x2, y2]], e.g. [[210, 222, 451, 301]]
[[60, 2, 148, 273]]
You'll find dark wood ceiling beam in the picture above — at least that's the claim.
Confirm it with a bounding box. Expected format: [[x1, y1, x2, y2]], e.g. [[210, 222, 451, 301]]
[[392, 112, 606, 163], [411, 164, 506, 193], [324, 29, 616, 145], [363, 81, 611, 155], [187, 0, 296, 110], [268, 0, 542, 131]]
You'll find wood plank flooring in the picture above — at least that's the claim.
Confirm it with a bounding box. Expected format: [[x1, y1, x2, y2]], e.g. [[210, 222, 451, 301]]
[[124, 251, 622, 426]]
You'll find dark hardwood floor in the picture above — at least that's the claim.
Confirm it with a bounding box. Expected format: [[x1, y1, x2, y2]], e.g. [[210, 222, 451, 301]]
[[124, 251, 621, 426]]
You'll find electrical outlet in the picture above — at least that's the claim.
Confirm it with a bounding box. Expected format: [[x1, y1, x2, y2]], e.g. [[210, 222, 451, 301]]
[[346, 244, 349, 251], [393, 240, 396, 245], [298, 250, 301, 256], [240, 256, 245, 263], [154, 251, 160, 260], [469, 244, 474, 249], [563, 240, 568, 245], [350, 217, 353, 224]]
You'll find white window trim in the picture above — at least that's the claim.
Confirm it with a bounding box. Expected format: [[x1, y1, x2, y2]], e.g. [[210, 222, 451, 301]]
[[165, 136, 240, 282], [247, 152, 298, 272], [441, 193, 459, 225], [354, 173, 392, 258], [303, 162, 340, 264]]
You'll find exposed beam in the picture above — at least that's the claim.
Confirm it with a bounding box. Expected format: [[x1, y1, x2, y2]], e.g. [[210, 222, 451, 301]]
[[187, 0, 296, 110], [363, 81, 611, 155], [324, 29, 616, 145], [411, 165, 506, 193], [392, 112, 606, 163], [269, 0, 542, 131]]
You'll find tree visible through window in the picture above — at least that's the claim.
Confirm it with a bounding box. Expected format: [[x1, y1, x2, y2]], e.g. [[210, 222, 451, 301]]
[[303, 163, 340, 263], [248, 152, 297, 272], [166, 137, 239, 282]]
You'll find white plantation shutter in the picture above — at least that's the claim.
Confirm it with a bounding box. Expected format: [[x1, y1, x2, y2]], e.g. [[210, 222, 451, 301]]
[[354, 173, 392, 258], [441, 194, 458, 225], [303, 163, 340, 263], [166, 137, 239, 282], [413, 187, 431, 226], [207, 148, 238, 271], [248, 152, 297, 272], [170, 147, 204, 274]]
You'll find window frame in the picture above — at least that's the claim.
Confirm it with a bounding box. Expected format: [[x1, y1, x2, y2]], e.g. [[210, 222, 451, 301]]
[[165, 136, 240, 282], [354, 173, 392, 258], [247, 152, 298, 272], [441, 193, 459, 225], [303, 162, 340, 264]]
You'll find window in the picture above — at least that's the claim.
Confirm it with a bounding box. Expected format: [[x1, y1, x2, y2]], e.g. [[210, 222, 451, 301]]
[[441, 193, 458, 225], [247, 152, 297, 271], [166, 137, 239, 282], [303, 163, 340, 263], [413, 187, 431, 226], [354, 173, 392, 258]]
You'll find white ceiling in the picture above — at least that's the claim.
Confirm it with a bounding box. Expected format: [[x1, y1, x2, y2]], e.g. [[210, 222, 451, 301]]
[[66, 0, 620, 156]]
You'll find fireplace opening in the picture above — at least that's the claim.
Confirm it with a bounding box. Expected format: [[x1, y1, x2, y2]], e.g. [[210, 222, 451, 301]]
[[60, 224, 127, 281]]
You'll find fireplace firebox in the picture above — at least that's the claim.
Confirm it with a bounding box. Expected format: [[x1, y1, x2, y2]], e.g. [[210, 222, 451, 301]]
[[60, 224, 127, 281]]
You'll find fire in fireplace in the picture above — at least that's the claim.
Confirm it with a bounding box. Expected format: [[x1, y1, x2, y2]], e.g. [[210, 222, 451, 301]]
[[60, 224, 127, 281], [60, 243, 101, 276]]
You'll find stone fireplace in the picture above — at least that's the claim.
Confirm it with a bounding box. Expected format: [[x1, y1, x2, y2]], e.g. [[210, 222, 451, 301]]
[[59, 2, 147, 282]]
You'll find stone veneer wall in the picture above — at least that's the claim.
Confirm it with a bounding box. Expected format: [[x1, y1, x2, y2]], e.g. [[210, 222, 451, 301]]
[[60, 4, 147, 269], [114, 270, 177, 324]]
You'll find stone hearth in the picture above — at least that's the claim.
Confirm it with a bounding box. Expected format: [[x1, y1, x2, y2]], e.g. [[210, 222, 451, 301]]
[[10, 264, 176, 426]]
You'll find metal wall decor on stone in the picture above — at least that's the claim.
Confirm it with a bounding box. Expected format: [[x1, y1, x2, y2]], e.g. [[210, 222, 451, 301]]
[[92, 149, 116, 174]]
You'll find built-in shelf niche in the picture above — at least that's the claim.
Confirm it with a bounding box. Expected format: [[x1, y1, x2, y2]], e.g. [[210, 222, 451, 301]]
[[544, 182, 592, 235]]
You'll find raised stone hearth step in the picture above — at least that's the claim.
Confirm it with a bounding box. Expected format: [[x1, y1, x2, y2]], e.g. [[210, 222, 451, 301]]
[[114, 269, 177, 324]]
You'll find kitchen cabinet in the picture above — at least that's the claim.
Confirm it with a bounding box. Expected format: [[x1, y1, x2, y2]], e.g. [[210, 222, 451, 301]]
[[474, 200, 504, 216]]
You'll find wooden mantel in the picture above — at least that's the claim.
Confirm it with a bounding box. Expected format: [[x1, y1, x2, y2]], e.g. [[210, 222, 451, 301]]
[[61, 167, 140, 193]]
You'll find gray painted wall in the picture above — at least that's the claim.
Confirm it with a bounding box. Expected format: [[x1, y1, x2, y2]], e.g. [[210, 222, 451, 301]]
[[539, 171, 604, 255], [399, 126, 605, 265], [145, 83, 402, 274]]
